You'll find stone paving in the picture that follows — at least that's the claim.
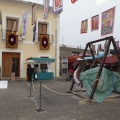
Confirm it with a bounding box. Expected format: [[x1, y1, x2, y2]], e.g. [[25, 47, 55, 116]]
[[0, 78, 120, 120]]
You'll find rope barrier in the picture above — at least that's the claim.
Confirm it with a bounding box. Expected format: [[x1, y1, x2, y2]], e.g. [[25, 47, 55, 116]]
[[30, 79, 89, 97], [27, 68, 120, 99], [31, 79, 40, 93], [52, 79, 73, 86], [41, 84, 73, 96]]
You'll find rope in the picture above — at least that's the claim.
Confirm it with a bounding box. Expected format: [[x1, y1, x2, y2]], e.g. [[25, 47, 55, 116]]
[[31, 79, 40, 93], [30, 79, 74, 96], [80, 68, 120, 93], [41, 84, 73, 96], [32, 76, 120, 98], [52, 79, 73, 86]]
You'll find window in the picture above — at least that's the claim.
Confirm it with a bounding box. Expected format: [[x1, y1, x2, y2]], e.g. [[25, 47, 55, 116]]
[[40, 64, 48, 70], [38, 23, 47, 41], [7, 18, 18, 32], [40, 57, 48, 70]]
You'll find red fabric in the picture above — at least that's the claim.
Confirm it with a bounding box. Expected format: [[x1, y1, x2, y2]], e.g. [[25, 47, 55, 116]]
[[68, 55, 81, 63], [105, 56, 118, 64], [71, 0, 77, 4], [68, 63, 73, 71], [99, 55, 118, 64], [79, 52, 91, 57], [69, 70, 74, 74]]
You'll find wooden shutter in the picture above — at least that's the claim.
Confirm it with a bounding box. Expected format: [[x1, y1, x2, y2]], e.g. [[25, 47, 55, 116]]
[[7, 18, 18, 32], [38, 23, 47, 41]]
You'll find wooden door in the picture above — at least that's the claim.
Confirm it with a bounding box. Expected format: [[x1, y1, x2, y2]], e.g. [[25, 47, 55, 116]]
[[2, 52, 20, 77], [2, 53, 12, 77]]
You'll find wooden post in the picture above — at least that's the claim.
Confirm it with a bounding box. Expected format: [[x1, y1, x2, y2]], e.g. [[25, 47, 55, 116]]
[[82, 43, 89, 59], [89, 38, 112, 100], [111, 38, 120, 73]]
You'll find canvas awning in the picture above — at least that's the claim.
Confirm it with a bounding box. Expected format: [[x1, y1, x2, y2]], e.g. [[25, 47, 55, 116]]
[[83, 52, 104, 60], [29, 57, 55, 63]]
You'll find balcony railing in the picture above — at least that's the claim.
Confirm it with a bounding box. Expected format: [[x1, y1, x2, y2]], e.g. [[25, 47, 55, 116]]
[[0, 29, 23, 41], [0, 29, 54, 43], [34, 33, 54, 44]]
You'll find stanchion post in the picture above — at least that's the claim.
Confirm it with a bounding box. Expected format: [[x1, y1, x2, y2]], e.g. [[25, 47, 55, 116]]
[[36, 81, 44, 112], [28, 81, 33, 97]]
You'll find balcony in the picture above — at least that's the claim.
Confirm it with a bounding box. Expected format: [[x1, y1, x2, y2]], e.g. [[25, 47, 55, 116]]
[[0, 29, 23, 41], [34, 33, 54, 44], [0, 29, 54, 44]]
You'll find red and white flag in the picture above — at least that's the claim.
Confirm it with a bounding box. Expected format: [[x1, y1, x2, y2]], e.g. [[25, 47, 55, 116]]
[[44, 0, 50, 19], [71, 0, 78, 4], [53, 0, 63, 14]]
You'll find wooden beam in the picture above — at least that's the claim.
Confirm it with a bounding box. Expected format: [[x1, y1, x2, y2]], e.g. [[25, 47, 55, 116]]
[[89, 39, 112, 100]]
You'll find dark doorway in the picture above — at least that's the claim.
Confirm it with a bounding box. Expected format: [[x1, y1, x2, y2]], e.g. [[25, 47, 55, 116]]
[[12, 58, 19, 77]]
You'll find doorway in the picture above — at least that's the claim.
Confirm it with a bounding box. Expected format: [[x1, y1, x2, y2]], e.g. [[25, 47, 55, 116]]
[[2, 52, 20, 77]]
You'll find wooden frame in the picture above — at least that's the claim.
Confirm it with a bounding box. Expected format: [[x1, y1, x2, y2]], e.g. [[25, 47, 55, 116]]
[[69, 36, 120, 102]]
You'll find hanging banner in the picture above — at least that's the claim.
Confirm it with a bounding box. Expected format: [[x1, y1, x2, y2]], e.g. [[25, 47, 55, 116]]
[[22, 11, 28, 38], [101, 7, 115, 36], [0, 10, 2, 25], [32, 4, 36, 25], [71, 0, 78, 4], [33, 22, 36, 42], [98, 44, 102, 51], [18, 21, 22, 37], [6, 32, 18, 48], [44, 0, 50, 19], [53, 0, 63, 14], [115, 41, 119, 49], [80, 19, 88, 34], [104, 40, 108, 49], [40, 34, 50, 50], [104, 40, 109, 54], [0, 10, 2, 38], [92, 45, 95, 52], [91, 15, 99, 31], [96, 0, 109, 6]]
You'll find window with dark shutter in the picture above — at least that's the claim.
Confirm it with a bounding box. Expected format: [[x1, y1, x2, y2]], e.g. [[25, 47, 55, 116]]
[[38, 23, 47, 41], [6, 18, 18, 32]]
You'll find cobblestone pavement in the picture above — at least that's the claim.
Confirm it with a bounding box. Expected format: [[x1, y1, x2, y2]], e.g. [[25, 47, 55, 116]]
[[0, 78, 120, 120]]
